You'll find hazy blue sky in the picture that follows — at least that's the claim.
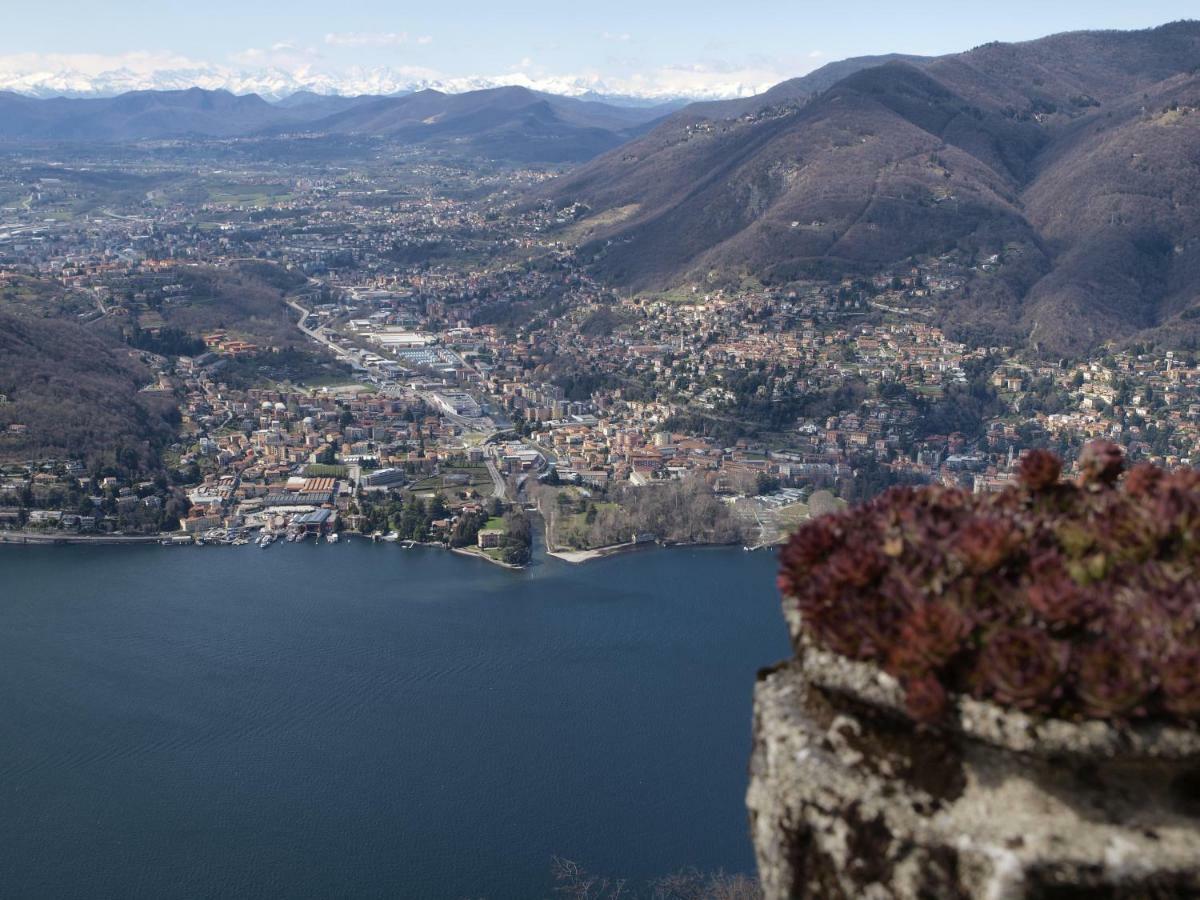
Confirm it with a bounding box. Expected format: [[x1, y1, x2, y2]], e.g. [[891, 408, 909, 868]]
[[2, 1, 1197, 97]]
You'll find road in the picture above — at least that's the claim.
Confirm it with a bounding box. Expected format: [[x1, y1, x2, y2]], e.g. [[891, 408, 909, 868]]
[[285, 286, 519, 503], [287, 298, 365, 370], [85, 288, 109, 325], [869, 300, 932, 318], [486, 458, 507, 501]]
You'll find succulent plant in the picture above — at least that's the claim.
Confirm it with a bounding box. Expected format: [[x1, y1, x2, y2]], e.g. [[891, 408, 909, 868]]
[[1159, 644, 1200, 718], [887, 601, 969, 679], [1072, 639, 1151, 719], [779, 441, 1200, 726], [1018, 449, 1062, 491], [1025, 553, 1089, 628], [976, 627, 1067, 711], [902, 674, 949, 724], [1078, 440, 1125, 487]]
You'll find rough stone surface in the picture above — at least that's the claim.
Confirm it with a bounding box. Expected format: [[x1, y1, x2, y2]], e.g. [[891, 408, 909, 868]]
[[747, 661, 1200, 899], [796, 639, 1200, 761]]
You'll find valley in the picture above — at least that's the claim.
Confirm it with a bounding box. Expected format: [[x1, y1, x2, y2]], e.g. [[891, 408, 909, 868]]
[[3, 22, 1200, 548]]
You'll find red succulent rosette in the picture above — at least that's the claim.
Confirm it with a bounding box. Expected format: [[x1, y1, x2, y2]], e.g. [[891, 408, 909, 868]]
[[975, 627, 1068, 712], [903, 674, 949, 724], [1072, 639, 1151, 720], [1018, 449, 1062, 492], [776, 448, 1200, 726], [1158, 640, 1200, 718], [1123, 462, 1163, 497], [887, 601, 969, 679], [1078, 440, 1125, 488], [1025, 552, 1090, 628]]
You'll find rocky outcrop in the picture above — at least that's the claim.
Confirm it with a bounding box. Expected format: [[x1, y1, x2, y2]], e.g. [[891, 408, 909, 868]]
[[747, 655, 1200, 899]]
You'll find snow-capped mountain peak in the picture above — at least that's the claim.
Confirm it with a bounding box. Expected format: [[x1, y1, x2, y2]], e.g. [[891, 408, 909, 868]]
[[0, 64, 772, 103]]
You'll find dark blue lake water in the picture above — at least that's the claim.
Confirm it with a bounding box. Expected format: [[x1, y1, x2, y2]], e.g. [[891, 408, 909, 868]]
[[0, 541, 786, 898]]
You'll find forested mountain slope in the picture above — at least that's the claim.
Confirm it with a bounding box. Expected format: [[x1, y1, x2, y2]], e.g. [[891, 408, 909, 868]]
[[545, 22, 1200, 353]]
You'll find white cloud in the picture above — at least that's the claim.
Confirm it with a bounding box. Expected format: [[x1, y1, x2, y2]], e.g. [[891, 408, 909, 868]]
[[0, 50, 202, 77], [230, 43, 321, 68], [608, 60, 791, 98], [324, 32, 410, 47], [601, 31, 633, 42], [0, 49, 808, 101], [416, 36, 434, 45]]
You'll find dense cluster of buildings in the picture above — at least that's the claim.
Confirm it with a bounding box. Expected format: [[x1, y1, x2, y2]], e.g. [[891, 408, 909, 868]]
[[4, 148, 1199, 541]]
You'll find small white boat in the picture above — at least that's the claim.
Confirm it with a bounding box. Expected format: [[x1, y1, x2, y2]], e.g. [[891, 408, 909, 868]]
[[327, 533, 339, 544]]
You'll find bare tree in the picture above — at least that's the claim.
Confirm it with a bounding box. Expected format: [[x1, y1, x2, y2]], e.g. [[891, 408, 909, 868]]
[[550, 858, 760, 900], [552, 857, 629, 900]]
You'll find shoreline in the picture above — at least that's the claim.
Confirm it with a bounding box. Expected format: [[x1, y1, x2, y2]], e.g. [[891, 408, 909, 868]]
[[0, 530, 184, 546], [545, 538, 764, 565], [0, 529, 767, 567], [545, 540, 647, 564], [448, 545, 524, 570]]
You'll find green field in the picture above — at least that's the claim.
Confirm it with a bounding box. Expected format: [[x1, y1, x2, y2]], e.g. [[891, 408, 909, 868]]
[[407, 464, 493, 498]]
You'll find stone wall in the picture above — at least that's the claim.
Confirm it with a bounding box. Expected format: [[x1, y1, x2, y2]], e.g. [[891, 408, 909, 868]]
[[747, 660, 1200, 899]]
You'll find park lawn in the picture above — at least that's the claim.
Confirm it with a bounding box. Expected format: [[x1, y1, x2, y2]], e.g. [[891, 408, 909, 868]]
[[562, 500, 619, 533], [775, 501, 810, 525]]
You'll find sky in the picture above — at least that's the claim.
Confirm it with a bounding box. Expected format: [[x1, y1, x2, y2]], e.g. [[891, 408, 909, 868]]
[[2, 1, 1198, 99]]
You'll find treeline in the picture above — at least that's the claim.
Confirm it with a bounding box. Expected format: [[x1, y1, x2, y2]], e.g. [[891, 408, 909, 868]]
[[497, 509, 533, 566], [540, 476, 746, 550], [149, 263, 306, 348], [0, 310, 178, 473], [913, 355, 1006, 442], [666, 378, 871, 444], [219, 347, 354, 389], [356, 494, 500, 545], [126, 325, 206, 357], [3, 474, 192, 534], [355, 492, 533, 564]]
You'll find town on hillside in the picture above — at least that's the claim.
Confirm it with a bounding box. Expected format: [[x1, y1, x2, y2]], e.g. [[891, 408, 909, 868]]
[[3, 151, 1198, 558]]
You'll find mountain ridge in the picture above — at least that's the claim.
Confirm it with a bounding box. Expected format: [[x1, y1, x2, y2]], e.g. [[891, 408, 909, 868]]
[[544, 21, 1200, 353], [0, 84, 673, 162]]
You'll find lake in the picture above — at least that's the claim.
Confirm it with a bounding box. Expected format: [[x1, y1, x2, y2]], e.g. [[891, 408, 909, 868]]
[[0, 540, 787, 899]]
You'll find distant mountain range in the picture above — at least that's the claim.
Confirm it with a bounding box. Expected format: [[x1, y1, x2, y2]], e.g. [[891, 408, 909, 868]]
[[0, 86, 677, 163], [6, 22, 1200, 352], [545, 22, 1200, 353], [0, 67, 755, 104]]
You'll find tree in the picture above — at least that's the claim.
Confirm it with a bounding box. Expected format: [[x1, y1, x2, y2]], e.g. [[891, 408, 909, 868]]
[[756, 472, 780, 496], [449, 509, 486, 548], [500, 509, 533, 566], [808, 490, 840, 518]]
